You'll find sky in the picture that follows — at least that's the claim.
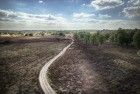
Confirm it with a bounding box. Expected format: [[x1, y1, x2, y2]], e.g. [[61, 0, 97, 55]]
[[0, 0, 140, 30]]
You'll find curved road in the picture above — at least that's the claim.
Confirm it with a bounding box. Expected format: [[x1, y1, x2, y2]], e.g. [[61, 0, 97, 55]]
[[39, 39, 74, 94]]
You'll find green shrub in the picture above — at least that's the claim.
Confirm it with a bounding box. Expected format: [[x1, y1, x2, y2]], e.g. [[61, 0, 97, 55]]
[[133, 31, 140, 49], [109, 32, 117, 43], [25, 33, 33, 36], [116, 29, 129, 46], [59, 32, 65, 37], [127, 30, 136, 45], [98, 34, 105, 45], [94, 32, 106, 45], [104, 33, 110, 40], [90, 34, 96, 44]]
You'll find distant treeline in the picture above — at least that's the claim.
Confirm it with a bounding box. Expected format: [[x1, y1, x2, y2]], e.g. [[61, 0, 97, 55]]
[[74, 28, 140, 49], [0, 30, 68, 37]]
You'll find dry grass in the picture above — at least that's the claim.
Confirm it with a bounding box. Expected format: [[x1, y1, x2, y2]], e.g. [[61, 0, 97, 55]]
[[0, 37, 70, 94], [48, 42, 140, 94]]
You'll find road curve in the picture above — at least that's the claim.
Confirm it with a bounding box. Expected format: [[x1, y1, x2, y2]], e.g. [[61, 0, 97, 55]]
[[39, 39, 74, 94]]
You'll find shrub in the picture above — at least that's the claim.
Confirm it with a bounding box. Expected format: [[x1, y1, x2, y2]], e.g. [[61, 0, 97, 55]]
[[83, 32, 91, 44], [109, 32, 117, 43], [104, 33, 110, 41], [59, 32, 65, 37], [116, 29, 129, 46], [133, 31, 140, 49], [94, 32, 106, 45], [127, 30, 136, 45], [90, 34, 96, 44], [25, 33, 33, 36], [98, 34, 105, 45]]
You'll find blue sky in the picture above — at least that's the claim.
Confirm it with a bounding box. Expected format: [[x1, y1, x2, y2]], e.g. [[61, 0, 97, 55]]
[[0, 0, 140, 30]]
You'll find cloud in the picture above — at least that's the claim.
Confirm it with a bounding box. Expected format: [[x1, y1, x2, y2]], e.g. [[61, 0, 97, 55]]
[[73, 12, 95, 19], [73, 12, 97, 23], [0, 9, 139, 30], [0, 9, 66, 22], [72, 12, 139, 29], [128, 0, 140, 6], [70, 19, 140, 30], [91, 0, 124, 10], [122, 0, 140, 20], [82, 4, 86, 6], [0, 9, 70, 30], [39, 0, 44, 4], [73, 12, 111, 22], [122, 6, 140, 19], [98, 14, 111, 19]]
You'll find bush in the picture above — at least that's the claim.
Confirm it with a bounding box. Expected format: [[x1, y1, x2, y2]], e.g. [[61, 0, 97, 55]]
[[109, 32, 117, 43], [93, 32, 105, 45], [90, 34, 96, 44], [116, 29, 129, 46], [74, 32, 106, 45], [104, 33, 110, 41], [83, 32, 91, 44], [75, 29, 140, 48], [51, 32, 65, 37], [133, 31, 140, 49], [25, 33, 33, 36], [127, 30, 136, 45]]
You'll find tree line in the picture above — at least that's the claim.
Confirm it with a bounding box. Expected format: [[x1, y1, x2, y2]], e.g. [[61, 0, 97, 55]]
[[74, 28, 140, 49]]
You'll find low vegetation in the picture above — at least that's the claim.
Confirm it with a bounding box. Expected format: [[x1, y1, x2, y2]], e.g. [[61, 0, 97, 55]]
[[74, 29, 140, 52], [48, 29, 140, 94], [0, 36, 70, 94]]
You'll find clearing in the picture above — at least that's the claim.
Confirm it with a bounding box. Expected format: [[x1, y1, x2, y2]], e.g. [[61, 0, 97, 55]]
[[0, 36, 70, 94], [48, 42, 140, 94]]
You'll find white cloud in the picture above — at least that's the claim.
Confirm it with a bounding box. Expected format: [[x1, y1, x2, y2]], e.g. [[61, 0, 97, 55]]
[[70, 19, 140, 30], [73, 12, 111, 22], [98, 14, 111, 19], [0, 9, 139, 30], [0, 9, 71, 30], [91, 0, 124, 10], [128, 0, 140, 6], [39, 0, 44, 4], [82, 4, 86, 6], [73, 12, 96, 23], [73, 12, 95, 19], [122, 6, 140, 19], [72, 12, 139, 29], [122, 0, 140, 20], [0, 9, 66, 22]]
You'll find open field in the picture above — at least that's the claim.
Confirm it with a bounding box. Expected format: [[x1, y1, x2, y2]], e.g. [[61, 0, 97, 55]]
[[48, 42, 140, 94], [0, 36, 70, 94]]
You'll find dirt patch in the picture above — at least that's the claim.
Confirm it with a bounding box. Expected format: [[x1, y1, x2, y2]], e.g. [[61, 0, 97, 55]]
[[0, 37, 70, 94], [48, 42, 140, 94]]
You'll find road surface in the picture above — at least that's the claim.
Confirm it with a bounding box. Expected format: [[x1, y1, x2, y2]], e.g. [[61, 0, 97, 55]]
[[39, 39, 74, 94]]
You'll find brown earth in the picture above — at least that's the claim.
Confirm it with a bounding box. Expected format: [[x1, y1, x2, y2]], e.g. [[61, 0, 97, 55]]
[[48, 42, 140, 94], [0, 37, 70, 94]]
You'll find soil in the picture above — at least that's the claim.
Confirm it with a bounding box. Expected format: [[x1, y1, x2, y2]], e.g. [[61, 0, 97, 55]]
[[48, 42, 140, 94], [0, 37, 70, 94]]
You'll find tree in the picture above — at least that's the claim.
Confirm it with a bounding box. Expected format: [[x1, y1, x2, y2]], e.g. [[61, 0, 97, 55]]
[[25, 33, 33, 36], [98, 34, 105, 45], [116, 29, 128, 46], [133, 31, 140, 49], [83, 32, 91, 44], [127, 30, 136, 45], [59, 32, 65, 37]]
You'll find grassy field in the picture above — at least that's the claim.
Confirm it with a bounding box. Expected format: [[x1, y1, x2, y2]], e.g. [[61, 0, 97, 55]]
[[0, 36, 70, 94], [48, 42, 140, 94]]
